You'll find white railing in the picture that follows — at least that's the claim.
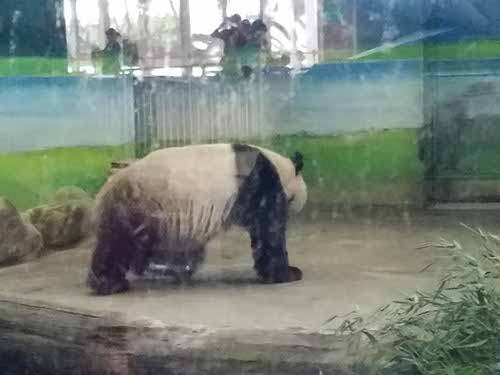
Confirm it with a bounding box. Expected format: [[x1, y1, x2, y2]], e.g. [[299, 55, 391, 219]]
[[133, 75, 292, 156]]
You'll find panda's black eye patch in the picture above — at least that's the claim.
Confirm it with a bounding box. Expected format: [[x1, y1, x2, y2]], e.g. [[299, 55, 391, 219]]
[[288, 196, 295, 204]]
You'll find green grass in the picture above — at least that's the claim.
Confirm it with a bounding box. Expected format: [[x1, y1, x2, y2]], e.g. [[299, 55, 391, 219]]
[[323, 40, 500, 62], [423, 40, 500, 60], [0, 145, 131, 210], [0, 57, 69, 77], [3, 128, 499, 210], [0, 131, 424, 210], [269, 129, 425, 206]]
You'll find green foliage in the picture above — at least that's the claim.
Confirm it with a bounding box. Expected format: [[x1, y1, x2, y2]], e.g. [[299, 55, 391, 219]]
[[334, 226, 500, 375]]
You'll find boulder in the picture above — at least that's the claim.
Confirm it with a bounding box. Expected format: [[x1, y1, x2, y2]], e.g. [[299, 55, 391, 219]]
[[51, 186, 91, 204], [25, 186, 93, 248], [0, 197, 43, 266]]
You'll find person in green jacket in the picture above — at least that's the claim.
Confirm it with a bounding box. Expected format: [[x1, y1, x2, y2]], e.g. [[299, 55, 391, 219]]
[[91, 28, 122, 75]]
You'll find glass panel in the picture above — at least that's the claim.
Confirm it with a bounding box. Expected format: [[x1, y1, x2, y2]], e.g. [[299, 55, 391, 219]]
[[1, 1, 500, 373]]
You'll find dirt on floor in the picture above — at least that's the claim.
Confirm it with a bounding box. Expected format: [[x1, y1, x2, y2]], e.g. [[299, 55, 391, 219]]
[[0, 207, 499, 332]]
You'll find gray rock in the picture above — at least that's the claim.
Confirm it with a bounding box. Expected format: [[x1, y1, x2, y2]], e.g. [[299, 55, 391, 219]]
[[0, 197, 43, 266], [25, 187, 93, 248], [50, 186, 91, 204]]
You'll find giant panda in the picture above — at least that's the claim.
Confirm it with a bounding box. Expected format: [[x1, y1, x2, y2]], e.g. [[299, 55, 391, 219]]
[[87, 143, 307, 295]]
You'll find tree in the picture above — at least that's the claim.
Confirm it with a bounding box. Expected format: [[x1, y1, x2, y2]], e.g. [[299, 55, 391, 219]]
[[0, 0, 67, 57], [98, 0, 111, 46], [218, 0, 228, 19]]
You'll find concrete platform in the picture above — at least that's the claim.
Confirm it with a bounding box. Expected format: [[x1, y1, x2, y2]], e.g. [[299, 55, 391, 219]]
[[1, 208, 499, 374]]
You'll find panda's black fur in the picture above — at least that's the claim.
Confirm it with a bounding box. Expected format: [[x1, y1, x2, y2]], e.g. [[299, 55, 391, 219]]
[[87, 143, 306, 295]]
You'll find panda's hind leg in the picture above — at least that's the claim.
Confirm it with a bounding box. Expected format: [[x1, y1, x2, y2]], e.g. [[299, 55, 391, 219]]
[[88, 211, 156, 295], [89, 228, 159, 295], [87, 235, 132, 296]]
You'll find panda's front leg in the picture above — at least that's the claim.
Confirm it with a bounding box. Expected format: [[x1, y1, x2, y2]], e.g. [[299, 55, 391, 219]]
[[250, 213, 302, 284]]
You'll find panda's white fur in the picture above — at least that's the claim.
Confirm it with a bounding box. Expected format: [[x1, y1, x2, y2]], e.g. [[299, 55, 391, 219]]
[[89, 143, 307, 294], [96, 144, 239, 248]]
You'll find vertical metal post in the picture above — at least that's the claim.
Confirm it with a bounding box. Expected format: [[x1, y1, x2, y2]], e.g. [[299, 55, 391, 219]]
[[179, 0, 192, 77], [138, 0, 151, 69], [219, 0, 228, 19], [133, 77, 142, 158], [291, 0, 299, 70], [259, 0, 266, 20], [133, 78, 153, 158], [352, 0, 358, 54], [98, 0, 111, 46], [68, 0, 80, 72], [317, 0, 324, 63]]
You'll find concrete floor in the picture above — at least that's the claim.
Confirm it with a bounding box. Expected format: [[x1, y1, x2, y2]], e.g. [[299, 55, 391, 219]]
[[0, 208, 499, 333]]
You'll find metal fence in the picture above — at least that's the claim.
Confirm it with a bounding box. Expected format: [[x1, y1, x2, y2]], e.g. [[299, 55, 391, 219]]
[[133, 75, 291, 157]]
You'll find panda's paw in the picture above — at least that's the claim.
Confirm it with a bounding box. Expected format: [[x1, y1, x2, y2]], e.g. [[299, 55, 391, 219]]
[[88, 275, 130, 296], [258, 263, 303, 284], [287, 265, 303, 282]]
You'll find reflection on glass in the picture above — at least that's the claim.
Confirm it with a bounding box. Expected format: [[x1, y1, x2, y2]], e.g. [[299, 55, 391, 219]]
[[1, 1, 500, 374]]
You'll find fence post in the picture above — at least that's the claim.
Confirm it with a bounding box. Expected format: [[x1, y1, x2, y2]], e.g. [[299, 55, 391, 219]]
[[133, 77, 152, 158]]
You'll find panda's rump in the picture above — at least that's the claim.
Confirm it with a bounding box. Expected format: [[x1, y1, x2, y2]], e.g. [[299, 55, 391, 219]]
[[115, 144, 239, 250]]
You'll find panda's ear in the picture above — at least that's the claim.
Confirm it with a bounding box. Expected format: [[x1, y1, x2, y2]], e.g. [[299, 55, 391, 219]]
[[291, 152, 304, 175]]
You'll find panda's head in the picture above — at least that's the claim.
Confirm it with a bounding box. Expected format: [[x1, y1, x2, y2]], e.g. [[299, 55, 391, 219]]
[[256, 147, 308, 214]]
